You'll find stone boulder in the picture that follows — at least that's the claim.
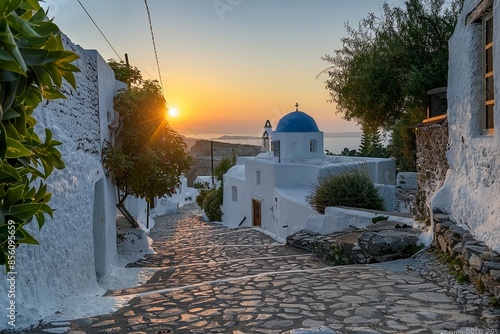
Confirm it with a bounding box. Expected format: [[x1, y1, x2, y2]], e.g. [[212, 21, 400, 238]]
[[287, 220, 423, 265]]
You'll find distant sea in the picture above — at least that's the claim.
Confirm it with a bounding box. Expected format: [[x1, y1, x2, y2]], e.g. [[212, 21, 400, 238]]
[[206, 132, 362, 155]]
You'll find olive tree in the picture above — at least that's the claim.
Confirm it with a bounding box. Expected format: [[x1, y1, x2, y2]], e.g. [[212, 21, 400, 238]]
[[323, 0, 463, 169]]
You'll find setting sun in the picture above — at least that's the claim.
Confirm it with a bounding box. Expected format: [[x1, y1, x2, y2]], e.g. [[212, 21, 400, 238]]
[[167, 107, 179, 118]]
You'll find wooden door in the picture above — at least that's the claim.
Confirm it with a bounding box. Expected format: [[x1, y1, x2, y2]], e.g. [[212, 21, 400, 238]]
[[252, 200, 261, 226]]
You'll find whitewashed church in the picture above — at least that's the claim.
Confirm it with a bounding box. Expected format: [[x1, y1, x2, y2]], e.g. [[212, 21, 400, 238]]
[[221, 104, 397, 241]]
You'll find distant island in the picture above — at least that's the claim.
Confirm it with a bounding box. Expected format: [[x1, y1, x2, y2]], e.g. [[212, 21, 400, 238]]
[[215, 135, 260, 140], [214, 132, 362, 140]]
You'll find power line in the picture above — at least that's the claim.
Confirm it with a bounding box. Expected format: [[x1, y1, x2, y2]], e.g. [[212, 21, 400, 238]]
[[144, 0, 165, 93], [176, 117, 203, 139], [76, 0, 123, 62]]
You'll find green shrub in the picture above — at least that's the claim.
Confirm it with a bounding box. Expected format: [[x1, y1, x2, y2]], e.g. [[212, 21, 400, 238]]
[[196, 189, 210, 209], [307, 165, 385, 214], [203, 188, 223, 222], [193, 182, 205, 189]]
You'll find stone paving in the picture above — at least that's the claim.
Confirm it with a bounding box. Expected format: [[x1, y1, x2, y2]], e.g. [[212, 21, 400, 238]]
[[25, 204, 500, 333]]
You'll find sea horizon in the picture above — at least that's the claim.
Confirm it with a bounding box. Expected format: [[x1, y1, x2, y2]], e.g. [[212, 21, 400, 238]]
[[183, 132, 363, 155]]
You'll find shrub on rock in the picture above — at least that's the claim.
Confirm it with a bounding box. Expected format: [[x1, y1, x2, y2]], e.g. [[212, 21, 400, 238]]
[[307, 165, 385, 214]]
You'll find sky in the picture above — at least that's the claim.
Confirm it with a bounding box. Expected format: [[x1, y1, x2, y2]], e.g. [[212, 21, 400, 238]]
[[43, 0, 406, 138]]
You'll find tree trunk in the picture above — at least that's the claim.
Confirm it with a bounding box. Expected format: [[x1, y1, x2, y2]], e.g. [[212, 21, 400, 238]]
[[116, 190, 140, 228]]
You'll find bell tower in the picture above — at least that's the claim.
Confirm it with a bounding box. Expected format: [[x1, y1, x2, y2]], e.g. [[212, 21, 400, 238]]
[[261, 120, 272, 152]]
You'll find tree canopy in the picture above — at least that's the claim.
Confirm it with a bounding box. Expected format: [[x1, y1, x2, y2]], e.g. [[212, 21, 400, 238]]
[[103, 61, 192, 203], [323, 0, 463, 131]]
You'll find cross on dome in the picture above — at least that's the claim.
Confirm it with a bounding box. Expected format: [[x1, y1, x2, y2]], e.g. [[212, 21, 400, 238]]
[[295, 102, 299, 111]]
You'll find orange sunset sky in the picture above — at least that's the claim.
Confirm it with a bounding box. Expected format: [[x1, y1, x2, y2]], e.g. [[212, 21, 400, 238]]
[[44, 0, 409, 138]]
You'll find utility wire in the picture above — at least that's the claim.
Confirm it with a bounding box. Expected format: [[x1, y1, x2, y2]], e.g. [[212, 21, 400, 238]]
[[143, 1, 197, 139], [144, 0, 165, 93], [76, 0, 123, 62], [176, 117, 203, 139]]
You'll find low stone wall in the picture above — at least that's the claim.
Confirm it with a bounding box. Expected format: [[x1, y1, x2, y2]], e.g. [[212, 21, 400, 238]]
[[287, 220, 422, 265], [434, 215, 500, 300], [415, 122, 449, 220]]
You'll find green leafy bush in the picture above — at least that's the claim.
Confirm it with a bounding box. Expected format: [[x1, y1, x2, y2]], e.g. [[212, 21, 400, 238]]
[[0, 0, 80, 272], [307, 165, 385, 214], [193, 182, 205, 189], [196, 189, 210, 209], [203, 188, 223, 222]]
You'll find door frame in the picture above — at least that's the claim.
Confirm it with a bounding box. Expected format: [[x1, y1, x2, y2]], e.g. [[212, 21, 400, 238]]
[[252, 199, 262, 227]]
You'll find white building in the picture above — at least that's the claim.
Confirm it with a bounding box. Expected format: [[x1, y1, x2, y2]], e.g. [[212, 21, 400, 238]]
[[432, 0, 500, 252], [222, 105, 396, 241], [0, 33, 194, 329]]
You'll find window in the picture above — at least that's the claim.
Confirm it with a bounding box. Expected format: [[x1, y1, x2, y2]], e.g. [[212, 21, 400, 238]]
[[309, 139, 317, 152], [256, 170, 261, 185], [484, 12, 494, 133], [232, 186, 237, 202]]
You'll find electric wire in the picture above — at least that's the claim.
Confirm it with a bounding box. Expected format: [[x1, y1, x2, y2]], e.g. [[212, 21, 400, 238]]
[[144, 0, 165, 93], [176, 117, 203, 139], [76, 0, 123, 62]]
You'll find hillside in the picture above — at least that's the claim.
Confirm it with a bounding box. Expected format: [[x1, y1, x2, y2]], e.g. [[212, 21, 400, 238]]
[[185, 140, 261, 185]]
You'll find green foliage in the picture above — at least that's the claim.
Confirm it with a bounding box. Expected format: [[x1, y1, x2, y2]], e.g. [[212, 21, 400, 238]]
[[357, 127, 388, 158], [203, 188, 223, 222], [328, 244, 355, 265], [214, 154, 236, 183], [371, 216, 389, 224], [198, 155, 236, 221], [438, 250, 470, 284], [386, 108, 422, 171], [102, 68, 192, 201], [0, 0, 79, 272], [307, 165, 385, 214], [193, 181, 205, 189], [489, 297, 500, 308], [107, 59, 142, 87], [341, 148, 357, 156], [196, 189, 210, 209], [323, 0, 463, 168]]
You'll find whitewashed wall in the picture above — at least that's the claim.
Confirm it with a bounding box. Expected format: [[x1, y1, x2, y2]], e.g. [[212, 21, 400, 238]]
[[0, 35, 119, 328], [433, 0, 500, 252]]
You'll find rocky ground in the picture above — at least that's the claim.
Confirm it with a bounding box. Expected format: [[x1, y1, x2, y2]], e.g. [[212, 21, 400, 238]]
[[287, 221, 423, 265], [20, 203, 499, 334]]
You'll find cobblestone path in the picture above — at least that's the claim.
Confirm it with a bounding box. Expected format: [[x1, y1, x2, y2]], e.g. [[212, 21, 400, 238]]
[[60, 204, 498, 333]]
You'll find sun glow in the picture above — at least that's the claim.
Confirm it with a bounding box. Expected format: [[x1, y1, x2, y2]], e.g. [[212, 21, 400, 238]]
[[167, 107, 179, 118]]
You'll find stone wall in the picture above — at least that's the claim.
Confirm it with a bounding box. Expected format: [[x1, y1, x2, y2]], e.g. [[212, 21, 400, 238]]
[[415, 122, 449, 220], [0, 34, 119, 329], [37, 34, 101, 155], [434, 215, 500, 300]]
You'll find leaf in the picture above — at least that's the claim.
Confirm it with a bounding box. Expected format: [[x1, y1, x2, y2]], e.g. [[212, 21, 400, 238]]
[[7, 202, 43, 220], [35, 211, 45, 229], [0, 123, 7, 159], [6, 137, 33, 158], [19, 48, 49, 66], [2, 108, 21, 120], [3, 183, 25, 209], [0, 0, 22, 16], [41, 87, 65, 100], [15, 225, 39, 245], [0, 164, 22, 181]]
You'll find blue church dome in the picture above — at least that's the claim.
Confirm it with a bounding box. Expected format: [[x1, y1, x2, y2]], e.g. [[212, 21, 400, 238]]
[[275, 111, 320, 133]]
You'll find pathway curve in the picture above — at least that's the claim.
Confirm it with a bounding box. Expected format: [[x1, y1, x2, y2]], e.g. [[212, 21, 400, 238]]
[[62, 204, 497, 333]]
